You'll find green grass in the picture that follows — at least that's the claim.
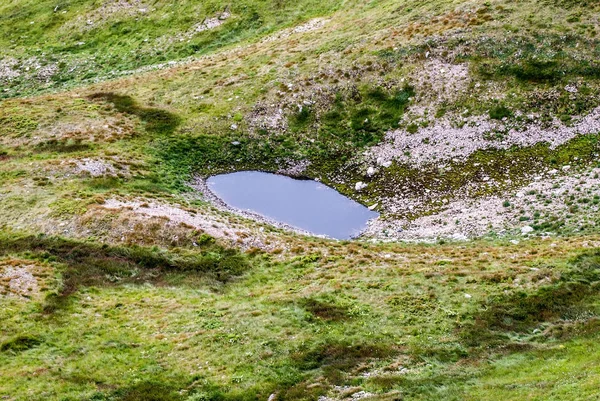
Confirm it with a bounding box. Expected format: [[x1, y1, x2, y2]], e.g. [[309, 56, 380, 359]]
[[464, 334, 600, 400], [0, 231, 250, 301], [0, 0, 344, 98], [1, 233, 600, 400], [154, 83, 414, 190], [2, 0, 600, 399]]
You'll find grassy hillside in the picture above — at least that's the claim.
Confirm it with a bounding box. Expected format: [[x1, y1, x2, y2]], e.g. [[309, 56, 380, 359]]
[[3, 232, 600, 400], [1, 0, 600, 399], [0, 0, 341, 98]]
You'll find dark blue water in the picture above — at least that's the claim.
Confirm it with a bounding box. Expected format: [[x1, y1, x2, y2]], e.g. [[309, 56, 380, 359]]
[[206, 171, 378, 239]]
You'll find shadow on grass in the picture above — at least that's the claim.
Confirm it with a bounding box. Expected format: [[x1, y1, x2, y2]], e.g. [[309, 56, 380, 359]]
[[34, 139, 93, 153], [0, 232, 250, 312], [0, 335, 43, 354], [353, 249, 600, 399], [301, 297, 351, 322], [106, 381, 183, 401], [460, 249, 600, 348], [88, 93, 181, 135]]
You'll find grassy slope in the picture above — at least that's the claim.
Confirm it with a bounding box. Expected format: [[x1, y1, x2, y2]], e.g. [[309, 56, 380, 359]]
[[3, 233, 600, 400], [2, 0, 599, 231], [1, 0, 600, 399], [466, 335, 600, 400], [0, 0, 342, 98]]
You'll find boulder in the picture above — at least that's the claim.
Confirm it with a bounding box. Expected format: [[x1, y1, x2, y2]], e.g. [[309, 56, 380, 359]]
[[355, 182, 367, 191], [521, 225, 534, 235]]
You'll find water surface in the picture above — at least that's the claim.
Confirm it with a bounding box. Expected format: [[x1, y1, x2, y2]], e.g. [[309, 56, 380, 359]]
[[207, 171, 378, 239]]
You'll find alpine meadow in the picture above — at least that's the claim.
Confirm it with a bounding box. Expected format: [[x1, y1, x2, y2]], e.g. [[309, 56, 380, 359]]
[[1, 0, 600, 400]]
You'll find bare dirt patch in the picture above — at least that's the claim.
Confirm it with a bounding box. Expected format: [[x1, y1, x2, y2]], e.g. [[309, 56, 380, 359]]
[[74, 158, 118, 177], [40, 118, 136, 144], [0, 58, 21, 82], [0, 57, 58, 84], [0, 260, 48, 299], [62, 0, 149, 32], [99, 197, 285, 249], [263, 18, 330, 42], [410, 59, 471, 105], [183, 10, 231, 38], [1, 116, 137, 149]]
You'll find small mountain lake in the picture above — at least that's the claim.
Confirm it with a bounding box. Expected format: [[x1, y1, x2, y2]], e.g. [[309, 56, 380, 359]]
[[206, 171, 379, 239]]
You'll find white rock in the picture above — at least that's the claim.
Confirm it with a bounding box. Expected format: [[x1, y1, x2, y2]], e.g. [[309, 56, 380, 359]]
[[366, 166, 377, 177], [355, 182, 367, 191], [565, 85, 578, 93], [510, 239, 520, 245], [521, 225, 534, 235], [464, 293, 472, 299], [368, 203, 378, 210], [382, 160, 392, 168]]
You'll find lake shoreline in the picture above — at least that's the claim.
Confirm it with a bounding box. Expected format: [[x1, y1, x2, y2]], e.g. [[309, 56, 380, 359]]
[[192, 173, 378, 240]]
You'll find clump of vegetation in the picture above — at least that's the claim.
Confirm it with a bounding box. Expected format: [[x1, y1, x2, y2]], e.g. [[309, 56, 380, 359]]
[[312, 85, 414, 150], [471, 34, 600, 84], [300, 295, 351, 321], [156, 84, 414, 189], [489, 105, 512, 120], [0, 114, 38, 137], [293, 341, 397, 382], [108, 381, 183, 401], [0, 335, 42, 353]]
